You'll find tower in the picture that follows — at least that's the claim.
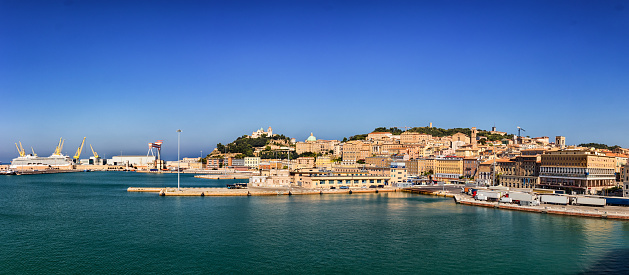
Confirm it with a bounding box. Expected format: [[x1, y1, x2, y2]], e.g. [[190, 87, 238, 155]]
[[267, 127, 273, 137], [471, 127, 477, 149], [556, 136, 566, 149]]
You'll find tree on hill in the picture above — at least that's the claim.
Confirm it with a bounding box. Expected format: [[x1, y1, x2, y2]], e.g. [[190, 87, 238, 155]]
[[406, 127, 472, 137], [578, 143, 621, 151], [349, 134, 367, 140], [373, 127, 404, 135]]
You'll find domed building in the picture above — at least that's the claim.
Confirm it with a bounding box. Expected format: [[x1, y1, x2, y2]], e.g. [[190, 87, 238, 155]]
[[306, 133, 317, 142]]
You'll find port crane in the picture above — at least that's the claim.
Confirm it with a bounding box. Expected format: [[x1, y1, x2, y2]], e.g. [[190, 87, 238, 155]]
[[15, 142, 26, 157], [516, 126, 526, 144], [73, 137, 86, 160], [53, 138, 65, 156], [90, 144, 99, 159]]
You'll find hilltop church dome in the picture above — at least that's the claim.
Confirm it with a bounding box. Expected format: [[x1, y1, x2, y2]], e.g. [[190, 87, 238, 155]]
[[306, 133, 317, 142]]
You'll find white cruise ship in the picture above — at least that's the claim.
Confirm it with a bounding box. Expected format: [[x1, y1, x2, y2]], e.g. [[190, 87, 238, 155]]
[[10, 154, 73, 169]]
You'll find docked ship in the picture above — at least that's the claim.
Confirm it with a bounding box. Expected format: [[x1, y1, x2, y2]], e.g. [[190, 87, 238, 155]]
[[9, 154, 73, 169], [10, 139, 74, 169]]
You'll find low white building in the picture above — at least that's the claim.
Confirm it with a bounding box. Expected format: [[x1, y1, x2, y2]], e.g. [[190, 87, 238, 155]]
[[109, 155, 156, 166], [249, 169, 291, 187]]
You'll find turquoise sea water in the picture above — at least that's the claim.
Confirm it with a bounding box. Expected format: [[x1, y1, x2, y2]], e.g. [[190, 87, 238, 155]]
[[1, 171, 629, 274]]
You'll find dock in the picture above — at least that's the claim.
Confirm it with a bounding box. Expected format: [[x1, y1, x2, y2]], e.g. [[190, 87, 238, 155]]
[[127, 187, 398, 197], [194, 174, 252, 180], [453, 194, 629, 220]]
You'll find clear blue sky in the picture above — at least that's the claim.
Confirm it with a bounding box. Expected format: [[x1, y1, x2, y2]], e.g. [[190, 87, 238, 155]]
[[1, 0, 628, 162]]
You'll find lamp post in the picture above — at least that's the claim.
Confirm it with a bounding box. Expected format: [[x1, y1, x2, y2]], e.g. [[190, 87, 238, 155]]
[[177, 129, 182, 191]]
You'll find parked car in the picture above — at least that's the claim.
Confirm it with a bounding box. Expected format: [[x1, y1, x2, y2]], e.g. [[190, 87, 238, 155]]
[[340, 186, 349, 189]]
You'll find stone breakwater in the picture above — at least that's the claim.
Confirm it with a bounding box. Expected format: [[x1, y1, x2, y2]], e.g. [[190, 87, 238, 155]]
[[453, 194, 629, 220], [127, 187, 398, 196]]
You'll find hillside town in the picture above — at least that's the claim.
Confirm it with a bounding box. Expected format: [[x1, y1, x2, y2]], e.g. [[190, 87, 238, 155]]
[[203, 125, 629, 197], [4, 125, 629, 198]]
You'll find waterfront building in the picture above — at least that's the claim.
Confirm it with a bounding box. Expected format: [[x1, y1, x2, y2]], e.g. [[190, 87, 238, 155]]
[[111, 155, 156, 167], [293, 168, 390, 189], [231, 158, 245, 167], [463, 157, 479, 178], [539, 149, 616, 194], [406, 159, 420, 176], [434, 157, 463, 182], [250, 169, 291, 187], [476, 158, 507, 186], [206, 158, 219, 169], [496, 156, 539, 189], [244, 157, 261, 168], [390, 162, 407, 186], [623, 164, 629, 197]]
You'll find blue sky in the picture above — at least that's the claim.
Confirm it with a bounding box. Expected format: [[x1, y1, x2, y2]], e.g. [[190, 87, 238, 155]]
[[1, 0, 628, 162]]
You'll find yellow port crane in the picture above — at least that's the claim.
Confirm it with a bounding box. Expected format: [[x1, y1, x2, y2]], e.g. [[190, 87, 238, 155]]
[[53, 138, 65, 156], [90, 144, 99, 159], [15, 142, 26, 157], [74, 137, 86, 160]]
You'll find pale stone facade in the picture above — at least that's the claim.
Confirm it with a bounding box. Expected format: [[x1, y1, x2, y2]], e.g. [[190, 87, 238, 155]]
[[250, 127, 274, 138], [539, 149, 615, 194]]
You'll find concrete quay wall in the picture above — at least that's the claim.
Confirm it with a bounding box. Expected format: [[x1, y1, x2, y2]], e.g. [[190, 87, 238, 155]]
[[127, 187, 398, 197], [453, 195, 629, 221]]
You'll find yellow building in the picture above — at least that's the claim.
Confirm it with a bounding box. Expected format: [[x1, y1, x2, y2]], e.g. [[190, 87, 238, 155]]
[[434, 157, 463, 181], [315, 156, 332, 168]]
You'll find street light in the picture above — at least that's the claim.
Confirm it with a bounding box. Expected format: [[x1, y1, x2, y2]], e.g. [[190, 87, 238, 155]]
[[177, 129, 182, 191]]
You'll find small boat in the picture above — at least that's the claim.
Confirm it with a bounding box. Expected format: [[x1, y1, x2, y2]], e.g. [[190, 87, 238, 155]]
[[0, 170, 17, 175]]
